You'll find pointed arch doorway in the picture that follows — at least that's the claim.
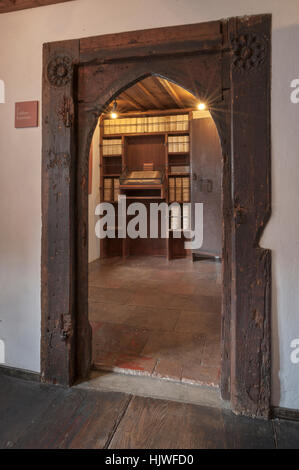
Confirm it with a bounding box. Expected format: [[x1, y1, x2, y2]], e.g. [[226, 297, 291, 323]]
[[41, 15, 272, 418]]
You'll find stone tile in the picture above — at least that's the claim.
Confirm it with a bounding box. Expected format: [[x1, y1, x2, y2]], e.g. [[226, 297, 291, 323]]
[[139, 279, 196, 295], [141, 330, 205, 364], [93, 351, 157, 377], [125, 305, 180, 331], [89, 286, 132, 305], [170, 293, 221, 313], [90, 320, 103, 335], [182, 364, 220, 387], [127, 289, 175, 309], [88, 271, 125, 288], [174, 310, 221, 334], [144, 268, 183, 282], [201, 337, 221, 367], [88, 256, 221, 387], [89, 302, 134, 323], [191, 279, 222, 296], [92, 322, 149, 356], [152, 359, 182, 382]]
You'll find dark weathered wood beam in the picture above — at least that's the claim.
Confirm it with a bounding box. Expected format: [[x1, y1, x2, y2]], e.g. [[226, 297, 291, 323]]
[[0, 0, 74, 14]]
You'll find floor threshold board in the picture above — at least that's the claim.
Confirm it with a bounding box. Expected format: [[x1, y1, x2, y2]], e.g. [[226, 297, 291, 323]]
[[76, 370, 228, 410], [92, 362, 220, 388]]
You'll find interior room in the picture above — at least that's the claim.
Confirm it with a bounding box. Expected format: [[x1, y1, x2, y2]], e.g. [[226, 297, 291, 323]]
[[88, 76, 223, 388]]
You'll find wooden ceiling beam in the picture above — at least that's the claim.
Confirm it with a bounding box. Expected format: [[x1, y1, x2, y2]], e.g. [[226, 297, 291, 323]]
[[102, 107, 196, 118], [157, 77, 185, 108], [120, 92, 145, 111], [0, 0, 73, 14], [136, 81, 165, 109]]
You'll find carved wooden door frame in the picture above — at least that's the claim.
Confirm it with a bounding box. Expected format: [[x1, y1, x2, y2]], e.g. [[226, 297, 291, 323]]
[[41, 15, 271, 417]]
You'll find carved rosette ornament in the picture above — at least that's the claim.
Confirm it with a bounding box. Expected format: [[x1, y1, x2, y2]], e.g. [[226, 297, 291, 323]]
[[47, 56, 73, 87], [231, 33, 267, 72]]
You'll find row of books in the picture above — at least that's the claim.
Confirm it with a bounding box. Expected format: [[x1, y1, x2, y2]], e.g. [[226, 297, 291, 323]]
[[168, 135, 189, 153], [169, 176, 190, 202], [170, 165, 190, 175], [103, 114, 189, 134], [170, 205, 191, 231], [102, 139, 122, 156], [103, 178, 120, 202]]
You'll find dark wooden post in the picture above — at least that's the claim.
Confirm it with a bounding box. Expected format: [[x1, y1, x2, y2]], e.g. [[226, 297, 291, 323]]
[[230, 15, 272, 417], [41, 39, 80, 385]]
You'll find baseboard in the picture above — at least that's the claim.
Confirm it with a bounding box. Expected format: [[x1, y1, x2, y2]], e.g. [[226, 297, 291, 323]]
[[272, 406, 299, 422], [0, 364, 40, 382]]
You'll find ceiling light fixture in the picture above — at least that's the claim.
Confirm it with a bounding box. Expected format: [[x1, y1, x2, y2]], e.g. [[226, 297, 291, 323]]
[[197, 102, 206, 111], [111, 100, 118, 119]]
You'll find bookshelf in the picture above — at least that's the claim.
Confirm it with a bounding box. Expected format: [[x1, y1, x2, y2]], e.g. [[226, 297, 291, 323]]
[[99, 110, 192, 259]]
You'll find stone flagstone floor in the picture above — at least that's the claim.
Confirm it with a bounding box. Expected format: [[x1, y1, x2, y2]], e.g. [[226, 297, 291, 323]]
[[89, 256, 222, 387]]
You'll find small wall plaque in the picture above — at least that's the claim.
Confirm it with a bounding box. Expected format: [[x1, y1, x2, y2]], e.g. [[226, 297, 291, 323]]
[[15, 101, 38, 128]]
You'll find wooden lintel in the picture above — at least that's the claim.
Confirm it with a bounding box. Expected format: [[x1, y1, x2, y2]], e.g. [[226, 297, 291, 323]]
[[0, 0, 73, 14]]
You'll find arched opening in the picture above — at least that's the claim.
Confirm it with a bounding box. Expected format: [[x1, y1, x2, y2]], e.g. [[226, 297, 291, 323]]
[[87, 75, 223, 389], [41, 18, 272, 416]]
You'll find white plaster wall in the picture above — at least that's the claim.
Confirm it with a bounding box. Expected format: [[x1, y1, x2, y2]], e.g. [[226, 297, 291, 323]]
[[0, 0, 298, 408], [88, 123, 101, 263]]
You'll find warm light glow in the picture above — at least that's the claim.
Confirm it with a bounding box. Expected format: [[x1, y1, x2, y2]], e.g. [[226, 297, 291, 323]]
[[110, 100, 118, 119], [197, 102, 206, 110]]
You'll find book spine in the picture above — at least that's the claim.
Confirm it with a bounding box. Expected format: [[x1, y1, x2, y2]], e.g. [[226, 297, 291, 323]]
[[182, 177, 190, 202], [114, 178, 120, 201], [104, 178, 113, 201], [175, 177, 182, 201], [169, 177, 175, 202]]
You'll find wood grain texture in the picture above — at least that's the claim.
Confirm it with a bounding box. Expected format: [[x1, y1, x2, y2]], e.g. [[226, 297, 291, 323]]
[[230, 14, 272, 418], [2, 374, 299, 449], [15, 388, 130, 449], [273, 419, 299, 449], [42, 16, 272, 418], [0, 374, 130, 449], [41, 39, 83, 385], [79, 21, 222, 63], [0, 374, 63, 448], [0, 0, 73, 14], [109, 395, 275, 449]]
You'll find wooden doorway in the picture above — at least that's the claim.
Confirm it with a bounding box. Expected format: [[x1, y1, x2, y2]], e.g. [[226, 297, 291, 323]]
[[41, 15, 271, 418]]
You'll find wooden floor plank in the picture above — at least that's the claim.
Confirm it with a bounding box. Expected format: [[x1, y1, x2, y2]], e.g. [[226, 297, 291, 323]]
[[2, 373, 299, 449], [109, 395, 226, 449], [109, 396, 276, 449], [0, 374, 63, 449], [14, 388, 130, 449], [221, 409, 275, 449], [273, 419, 299, 449]]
